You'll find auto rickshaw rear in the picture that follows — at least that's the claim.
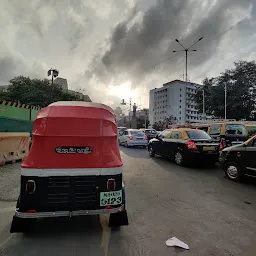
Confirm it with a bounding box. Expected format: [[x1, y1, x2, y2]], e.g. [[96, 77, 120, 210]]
[[10, 101, 128, 233]]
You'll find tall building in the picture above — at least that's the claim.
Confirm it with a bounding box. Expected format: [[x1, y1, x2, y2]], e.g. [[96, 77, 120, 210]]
[[149, 80, 206, 125], [53, 77, 68, 91], [54, 77, 91, 102]]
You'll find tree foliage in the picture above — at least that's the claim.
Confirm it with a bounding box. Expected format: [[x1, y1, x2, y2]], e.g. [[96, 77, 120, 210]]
[[194, 61, 256, 120], [152, 115, 176, 130], [0, 76, 82, 107]]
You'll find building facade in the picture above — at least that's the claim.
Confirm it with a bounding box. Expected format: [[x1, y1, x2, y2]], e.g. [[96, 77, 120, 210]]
[[54, 77, 91, 102], [149, 80, 206, 125]]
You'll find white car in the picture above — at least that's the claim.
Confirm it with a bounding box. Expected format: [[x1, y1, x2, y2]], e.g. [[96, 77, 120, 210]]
[[119, 129, 148, 148]]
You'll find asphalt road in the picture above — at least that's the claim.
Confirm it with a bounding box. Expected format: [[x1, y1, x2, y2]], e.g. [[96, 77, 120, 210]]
[[0, 147, 256, 256]]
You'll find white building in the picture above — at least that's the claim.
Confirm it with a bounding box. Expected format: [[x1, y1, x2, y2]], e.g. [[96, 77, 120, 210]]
[[149, 80, 206, 125]]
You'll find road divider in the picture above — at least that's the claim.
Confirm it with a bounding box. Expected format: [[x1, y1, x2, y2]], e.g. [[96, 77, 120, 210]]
[[0, 133, 30, 166]]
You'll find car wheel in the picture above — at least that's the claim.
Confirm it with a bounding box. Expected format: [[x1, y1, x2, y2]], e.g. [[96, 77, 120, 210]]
[[148, 145, 155, 157], [174, 151, 184, 166], [225, 162, 243, 181]]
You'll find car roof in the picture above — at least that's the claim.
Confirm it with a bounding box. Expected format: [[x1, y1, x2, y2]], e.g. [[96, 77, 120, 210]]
[[164, 128, 202, 132]]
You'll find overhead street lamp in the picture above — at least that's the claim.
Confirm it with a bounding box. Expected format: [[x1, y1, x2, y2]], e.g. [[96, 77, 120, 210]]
[[173, 37, 203, 82], [47, 68, 59, 103]]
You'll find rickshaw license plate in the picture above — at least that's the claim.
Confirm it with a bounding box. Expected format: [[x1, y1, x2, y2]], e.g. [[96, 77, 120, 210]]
[[203, 146, 215, 151], [100, 190, 122, 206]]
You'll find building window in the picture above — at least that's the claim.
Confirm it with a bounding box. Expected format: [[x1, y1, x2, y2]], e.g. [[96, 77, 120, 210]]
[[179, 117, 181, 120], [180, 94, 182, 97], [179, 111, 181, 114], [180, 100, 181, 103], [179, 106, 181, 108], [180, 88, 182, 91]]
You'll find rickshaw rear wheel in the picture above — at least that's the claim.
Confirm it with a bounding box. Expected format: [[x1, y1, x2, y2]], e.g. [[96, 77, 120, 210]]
[[10, 216, 36, 233], [109, 210, 129, 228]]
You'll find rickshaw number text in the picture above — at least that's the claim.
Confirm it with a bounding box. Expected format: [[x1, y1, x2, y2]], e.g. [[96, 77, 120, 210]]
[[100, 190, 122, 206], [55, 146, 93, 154]]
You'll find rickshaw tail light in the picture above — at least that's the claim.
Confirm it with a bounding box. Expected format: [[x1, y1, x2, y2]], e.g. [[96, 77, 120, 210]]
[[129, 136, 133, 140], [107, 179, 116, 191], [25, 210, 36, 213], [26, 180, 36, 194]]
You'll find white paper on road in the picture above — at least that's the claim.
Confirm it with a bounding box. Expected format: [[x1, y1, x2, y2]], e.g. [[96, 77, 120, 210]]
[[165, 237, 189, 250]]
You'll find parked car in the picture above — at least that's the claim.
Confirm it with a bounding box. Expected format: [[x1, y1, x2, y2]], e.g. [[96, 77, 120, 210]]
[[219, 135, 256, 181], [140, 129, 157, 141], [148, 128, 220, 166], [119, 129, 148, 148]]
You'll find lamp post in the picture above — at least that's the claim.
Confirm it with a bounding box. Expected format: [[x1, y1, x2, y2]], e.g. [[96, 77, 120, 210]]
[[47, 68, 59, 103], [224, 83, 227, 120], [173, 37, 203, 82], [121, 98, 134, 128]]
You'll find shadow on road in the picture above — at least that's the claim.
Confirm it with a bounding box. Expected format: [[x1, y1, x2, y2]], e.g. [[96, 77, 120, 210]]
[[119, 146, 149, 159], [3, 216, 126, 256]]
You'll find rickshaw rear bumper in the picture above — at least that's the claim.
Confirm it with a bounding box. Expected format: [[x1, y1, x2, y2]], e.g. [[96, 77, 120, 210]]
[[14, 204, 125, 219]]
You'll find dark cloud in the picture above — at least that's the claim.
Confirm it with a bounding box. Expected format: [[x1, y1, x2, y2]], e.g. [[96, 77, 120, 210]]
[[85, 0, 255, 88]]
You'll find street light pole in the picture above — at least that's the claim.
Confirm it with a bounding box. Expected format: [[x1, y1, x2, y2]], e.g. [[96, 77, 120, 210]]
[[202, 89, 205, 119], [47, 68, 59, 103], [173, 37, 203, 82], [224, 84, 227, 120]]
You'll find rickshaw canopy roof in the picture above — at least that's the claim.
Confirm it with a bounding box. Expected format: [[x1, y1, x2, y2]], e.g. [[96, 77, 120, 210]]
[[33, 101, 117, 137]]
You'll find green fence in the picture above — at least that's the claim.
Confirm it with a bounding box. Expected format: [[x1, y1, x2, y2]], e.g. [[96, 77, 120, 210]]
[[0, 102, 40, 121], [0, 101, 40, 134]]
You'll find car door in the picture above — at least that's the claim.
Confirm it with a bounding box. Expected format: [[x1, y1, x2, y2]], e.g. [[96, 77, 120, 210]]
[[120, 130, 127, 144], [245, 137, 256, 174], [154, 130, 171, 155], [165, 131, 182, 157]]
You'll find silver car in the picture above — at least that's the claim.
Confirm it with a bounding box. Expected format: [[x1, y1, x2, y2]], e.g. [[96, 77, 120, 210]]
[[119, 129, 148, 148]]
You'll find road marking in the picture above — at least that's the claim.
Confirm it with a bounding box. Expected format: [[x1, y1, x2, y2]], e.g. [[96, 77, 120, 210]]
[[0, 234, 14, 249], [0, 207, 15, 214], [99, 214, 111, 256]]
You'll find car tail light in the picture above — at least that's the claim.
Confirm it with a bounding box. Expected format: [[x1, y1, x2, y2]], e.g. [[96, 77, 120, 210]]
[[26, 180, 36, 194], [145, 134, 148, 140], [219, 138, 225, 151], [186, 141, 198, 150], [129, 136, 133, 140], [107, 179, 116, 191]]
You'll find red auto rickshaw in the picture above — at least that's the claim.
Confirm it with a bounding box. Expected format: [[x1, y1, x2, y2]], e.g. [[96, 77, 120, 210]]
[[10, 101, 128, 232]]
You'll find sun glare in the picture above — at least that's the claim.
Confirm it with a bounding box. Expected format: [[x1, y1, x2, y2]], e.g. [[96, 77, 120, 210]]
[[108, 81, 136, 100]]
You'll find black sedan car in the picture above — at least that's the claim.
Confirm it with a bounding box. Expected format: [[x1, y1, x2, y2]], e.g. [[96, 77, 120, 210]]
[[148, 128, 220, 166], [219, 135, 256, 181]]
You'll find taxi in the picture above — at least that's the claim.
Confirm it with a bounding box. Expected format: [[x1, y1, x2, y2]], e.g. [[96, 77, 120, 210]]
[[219, 135, 256, 181], [148, 128, 219, 166]]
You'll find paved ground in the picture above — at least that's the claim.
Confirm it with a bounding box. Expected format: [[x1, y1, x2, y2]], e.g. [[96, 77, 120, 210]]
[[0, 147, 256, 256]]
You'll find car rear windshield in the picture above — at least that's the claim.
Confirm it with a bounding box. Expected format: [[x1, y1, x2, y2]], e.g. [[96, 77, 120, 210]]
[[145, 130, 156, 134], [130, 130, 145, 135], [186, 130, 212, 140], [225, 124, 246, 135]]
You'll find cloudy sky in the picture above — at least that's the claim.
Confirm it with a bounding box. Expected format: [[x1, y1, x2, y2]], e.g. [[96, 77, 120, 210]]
[[0, 0, 255, 109]]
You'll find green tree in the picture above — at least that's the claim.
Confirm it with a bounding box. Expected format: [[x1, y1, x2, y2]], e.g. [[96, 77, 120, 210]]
[[194, 61, 256, 120], [1, 76, 82, 107]]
